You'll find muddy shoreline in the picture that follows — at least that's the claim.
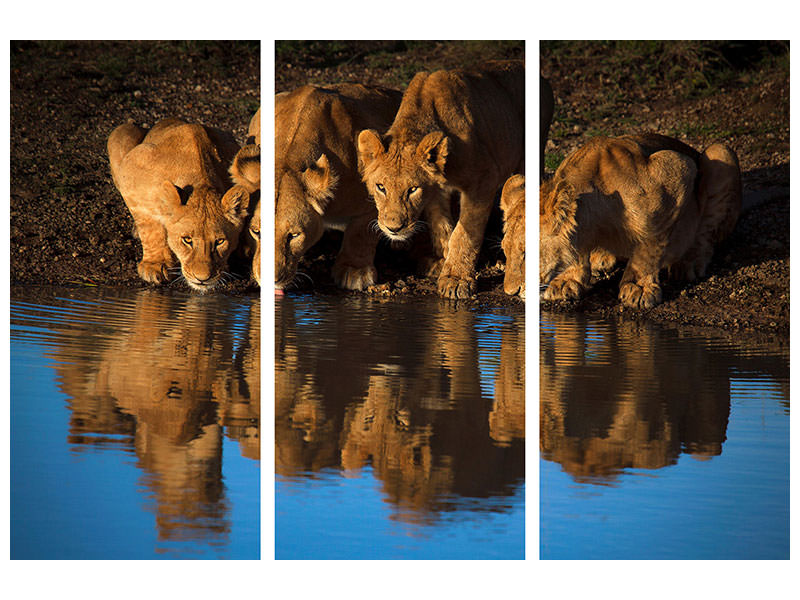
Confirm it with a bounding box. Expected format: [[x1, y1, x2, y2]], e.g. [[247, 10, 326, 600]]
[[9, 41, 789, 336]]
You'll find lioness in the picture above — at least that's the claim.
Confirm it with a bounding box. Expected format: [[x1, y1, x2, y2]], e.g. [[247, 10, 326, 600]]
[[500, 174, 525, 299], [108, 118, 250, 292], [358, 60, 525, 299], [275, 83, 403, 291], [230, 142, 261, 286], [540, 133, 741, 309]]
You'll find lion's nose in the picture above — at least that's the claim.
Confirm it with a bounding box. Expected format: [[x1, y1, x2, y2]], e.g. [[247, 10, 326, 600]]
[[384, 218, 406, 233]]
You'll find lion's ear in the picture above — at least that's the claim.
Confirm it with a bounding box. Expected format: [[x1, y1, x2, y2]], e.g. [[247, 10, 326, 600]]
[[221, 185, 251, 226], [159, 181, 184, 218], [501, 174, 525, 214], [229, 144, 261, 193], [417, 131, 449, 174], [357, 129, 385, 168], [303, 153, 337, 215]]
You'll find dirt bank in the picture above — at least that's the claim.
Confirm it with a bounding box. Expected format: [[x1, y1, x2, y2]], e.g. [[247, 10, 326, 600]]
[[10, 41, 260, 294], [10, 41, 789, 333]]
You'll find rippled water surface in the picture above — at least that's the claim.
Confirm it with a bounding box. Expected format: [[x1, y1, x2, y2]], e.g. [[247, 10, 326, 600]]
[[10, 286, 260, 559], [540, 312, 789, 559], [275, 294, 525, 559]]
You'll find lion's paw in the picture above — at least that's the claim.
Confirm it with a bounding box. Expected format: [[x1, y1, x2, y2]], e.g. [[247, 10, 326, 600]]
[[333, 263, 377, 291], [590, 249, 617, 275], [619, 282, 661, 309], [138, 260, 172, 284], [542, 278, 583, 301], [437, 274, 476, 299]]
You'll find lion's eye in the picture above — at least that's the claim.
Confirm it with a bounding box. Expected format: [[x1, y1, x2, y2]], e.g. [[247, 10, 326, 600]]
[[181, 236, 193, 246], [375, 183, 386, 194], [215, 238, 226, 247], [287, 232, 301, 240], [250, 227, 261, 239], [408, 186, 419, 195]]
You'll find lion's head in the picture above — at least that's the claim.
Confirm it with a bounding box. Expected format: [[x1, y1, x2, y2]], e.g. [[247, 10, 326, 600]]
[[357, 129, 449, 242], [274, 154, 337, 289], [539, 176, 577, 287], [500, 174, 525, 299], [159, 181, 250, 292]]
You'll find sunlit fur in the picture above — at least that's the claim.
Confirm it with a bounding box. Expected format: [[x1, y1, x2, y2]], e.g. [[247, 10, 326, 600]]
[[500, 174, 525, 299], [108, 118, 250, 292], [229, 131, 262, 287], [540, 134, 740, 309], [274, 84, 402, 291], [357, 61, 525, 299]]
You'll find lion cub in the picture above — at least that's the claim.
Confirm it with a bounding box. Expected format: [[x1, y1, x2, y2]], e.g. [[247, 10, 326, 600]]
[[358, 60, 525, 299], [540, 134, 741, 309], [229, 109, 261, 287], [275, 84, 402, 291], [500, 174, 525, 299], [108, 118, 250, 292]]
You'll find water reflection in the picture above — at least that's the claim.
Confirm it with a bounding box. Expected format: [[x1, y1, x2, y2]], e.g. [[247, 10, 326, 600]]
[[10, 287, 260, 558], [540, 311, 789, 559], [275, 295, 524, 526]]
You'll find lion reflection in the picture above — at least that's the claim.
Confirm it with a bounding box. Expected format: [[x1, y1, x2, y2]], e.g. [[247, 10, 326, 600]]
[[276, 296, 524, 520], [50, 290, 260, 545], [540, 314, 731, 483]]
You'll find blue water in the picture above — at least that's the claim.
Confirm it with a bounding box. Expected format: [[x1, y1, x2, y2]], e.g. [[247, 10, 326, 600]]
[[10, 287, 260, 560], [539, 312, 789, 559], [275, 294, 525, 559]]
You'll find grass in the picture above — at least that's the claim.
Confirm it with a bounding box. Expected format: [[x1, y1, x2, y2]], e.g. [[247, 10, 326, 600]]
[[544, 152, 565, 172]]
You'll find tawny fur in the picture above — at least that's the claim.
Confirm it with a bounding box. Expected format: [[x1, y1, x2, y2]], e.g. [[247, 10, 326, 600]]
[[275, 84, 402, 290], [358, 60, 525, 299], [229, 119, 261, 286], [108, 118, 250, 292], [500, 174, 525, 299], [540, 133, 741, 309], [247, 199, 261, 287]]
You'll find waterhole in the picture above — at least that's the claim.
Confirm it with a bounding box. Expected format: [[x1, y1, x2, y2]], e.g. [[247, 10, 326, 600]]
[[540, 311, 789, 559], [10, 286, 260, 559], [275, 294, 525, 559]]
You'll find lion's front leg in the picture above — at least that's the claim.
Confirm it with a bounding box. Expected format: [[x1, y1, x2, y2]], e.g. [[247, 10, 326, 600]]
[[542, 254, 590, 301], [332, 211, 380, 290], [418, 192, 454, 278], [437, 186, 493, 299], [132, 212, 176, 284], [618, 244, 664, 309]]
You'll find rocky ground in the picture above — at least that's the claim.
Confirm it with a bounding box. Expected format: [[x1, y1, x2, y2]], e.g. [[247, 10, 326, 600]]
[[10, 41, 260, 294], [10, 41, 790, 335]]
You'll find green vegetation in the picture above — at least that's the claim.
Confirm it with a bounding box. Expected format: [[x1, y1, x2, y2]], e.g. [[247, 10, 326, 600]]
[[544, 152, 565, 172]]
